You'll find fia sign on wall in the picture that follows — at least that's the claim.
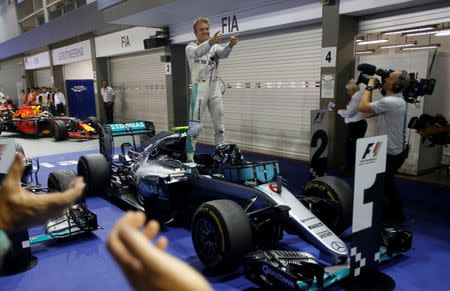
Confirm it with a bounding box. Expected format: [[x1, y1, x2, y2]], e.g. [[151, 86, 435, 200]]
[[95, 27, 160, 57], [309, 109, 328, 180], [351, 135, 387, 277]]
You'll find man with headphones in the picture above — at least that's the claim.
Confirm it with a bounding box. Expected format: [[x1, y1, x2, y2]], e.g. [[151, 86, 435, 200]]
[[359, 70, 409, 226]]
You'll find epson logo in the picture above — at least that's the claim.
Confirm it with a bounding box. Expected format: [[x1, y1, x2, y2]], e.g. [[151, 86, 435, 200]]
[[308, 222, 324, 230], [262, 264, 295, 289]]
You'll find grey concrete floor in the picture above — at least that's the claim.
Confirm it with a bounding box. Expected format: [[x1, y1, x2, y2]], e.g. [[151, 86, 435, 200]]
[[1, 132, 100, 157]]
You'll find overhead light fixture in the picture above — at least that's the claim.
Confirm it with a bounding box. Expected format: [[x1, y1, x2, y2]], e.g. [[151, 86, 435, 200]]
[[435, 29, 450, 36], [355, 50, 374, 55], [401, 44, 440, 51], [383, 26, 435, 36], [379, 42, 416, 49], [357, 39, 388, 45], [403, 30, 438, 37]]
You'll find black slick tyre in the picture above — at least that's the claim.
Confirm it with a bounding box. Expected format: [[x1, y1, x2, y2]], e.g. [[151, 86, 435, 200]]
[[51, 120, 68, 141], [302, 176, 353, 234], [48, 170, 84, 203], [77, 154, 110, 196], [192, 199, 254, 272]]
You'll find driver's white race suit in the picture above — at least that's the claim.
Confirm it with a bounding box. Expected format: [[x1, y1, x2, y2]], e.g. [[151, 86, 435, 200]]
[[185, 40, 233, 162]]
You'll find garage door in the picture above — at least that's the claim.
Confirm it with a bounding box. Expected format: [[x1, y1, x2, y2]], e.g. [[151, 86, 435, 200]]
[[109, 49, 168, 131], [34, 68, 52, 88], [0, 57, 25, 105], [197, 25, 322, 159]]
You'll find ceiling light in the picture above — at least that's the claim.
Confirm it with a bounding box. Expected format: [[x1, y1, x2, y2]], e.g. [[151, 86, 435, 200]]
[[355, 50, 374, 55], [357, 39, 388, 45], [383, 26, 435, 36], [401, 44, 440, 51], [435, 29, 450, 36], [379, 42, 416, 49], [403, 30, 438, 37]]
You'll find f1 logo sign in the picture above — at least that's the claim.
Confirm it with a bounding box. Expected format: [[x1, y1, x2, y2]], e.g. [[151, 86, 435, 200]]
[[362, 142, 382, 159]]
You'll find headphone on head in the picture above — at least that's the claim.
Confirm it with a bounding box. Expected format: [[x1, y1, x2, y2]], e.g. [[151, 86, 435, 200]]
[[392, 70, 408, 93]]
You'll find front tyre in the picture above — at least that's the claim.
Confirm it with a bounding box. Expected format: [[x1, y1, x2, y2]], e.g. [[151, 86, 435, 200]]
[[301, 176, 353, 234], [77, 154, 110, 196], [192, 199, 254, 272]]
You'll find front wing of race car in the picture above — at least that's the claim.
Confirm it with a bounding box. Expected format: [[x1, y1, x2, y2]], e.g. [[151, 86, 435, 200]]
[[243, 228, 412, 290], [29, 203, 99, 244]]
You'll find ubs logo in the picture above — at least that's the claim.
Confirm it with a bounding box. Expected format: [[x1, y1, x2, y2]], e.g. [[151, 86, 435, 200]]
[[71, 86, 87, 93]]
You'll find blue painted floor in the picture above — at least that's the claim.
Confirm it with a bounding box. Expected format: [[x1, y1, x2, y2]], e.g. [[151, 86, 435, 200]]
[[1, 145, 449, 290]]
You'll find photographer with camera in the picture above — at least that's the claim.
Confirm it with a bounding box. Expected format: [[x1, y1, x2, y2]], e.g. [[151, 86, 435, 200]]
[[359, 70, 410, 226]]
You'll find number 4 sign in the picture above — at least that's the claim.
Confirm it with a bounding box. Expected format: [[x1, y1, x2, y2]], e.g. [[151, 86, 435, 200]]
[[321, 47, 336, 67], [165, 63, 172, 75]]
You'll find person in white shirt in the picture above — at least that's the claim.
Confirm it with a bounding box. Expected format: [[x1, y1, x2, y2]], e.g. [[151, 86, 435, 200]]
[[185, 17, 238, 162], [100, 80, 116, 124], [53, 87, 66, 116], [333, 79, 367, 174]]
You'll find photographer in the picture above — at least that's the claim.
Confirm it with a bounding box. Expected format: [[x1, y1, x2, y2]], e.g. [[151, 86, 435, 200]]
[[359, 70, 409, 226]]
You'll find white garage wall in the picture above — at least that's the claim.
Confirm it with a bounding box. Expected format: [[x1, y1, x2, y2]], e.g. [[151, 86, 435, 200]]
[[34, 68, 52, 87], [197, 25, 322, 160], [109, 49, 169, 130], [63, 59, 94, 80], [0, 57, 25, 105]]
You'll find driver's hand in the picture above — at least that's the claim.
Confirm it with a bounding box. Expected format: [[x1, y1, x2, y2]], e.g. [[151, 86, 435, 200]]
[[211, 31, 222, 44]]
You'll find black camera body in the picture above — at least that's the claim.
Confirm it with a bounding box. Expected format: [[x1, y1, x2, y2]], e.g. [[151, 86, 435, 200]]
[[356, 63, 436, 103], [408, 113, 449, 146]]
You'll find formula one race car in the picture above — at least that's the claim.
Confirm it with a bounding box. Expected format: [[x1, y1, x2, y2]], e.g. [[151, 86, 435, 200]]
[[77, 121, 356, 273], [0, 105, 98, 141]]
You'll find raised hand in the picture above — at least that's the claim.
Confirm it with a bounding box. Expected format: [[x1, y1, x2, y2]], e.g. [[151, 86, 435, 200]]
[[107, 211, 212, 291], [0, 153, 85, 233], [229, 33, 238, 47], [209, 31, 222, 45]]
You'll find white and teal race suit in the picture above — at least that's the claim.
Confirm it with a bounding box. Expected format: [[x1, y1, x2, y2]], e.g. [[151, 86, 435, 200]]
[[185, 40, 233, 162]]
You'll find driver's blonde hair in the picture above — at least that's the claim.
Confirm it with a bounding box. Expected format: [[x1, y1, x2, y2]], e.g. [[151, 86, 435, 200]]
[[345, 79, 359, 92], [193, 17, 209, 32]]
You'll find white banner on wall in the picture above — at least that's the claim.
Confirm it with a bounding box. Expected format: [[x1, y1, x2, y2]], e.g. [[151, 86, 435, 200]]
[[24, 51, 51, 70], [52, 40, 92, 66], [170, 2, 322, 43], [95, 27, 159, 58]]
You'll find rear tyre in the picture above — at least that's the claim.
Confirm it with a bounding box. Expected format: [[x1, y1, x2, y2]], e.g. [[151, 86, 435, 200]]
[[77, 154, 110, 196], [192, 199, 254, 272], [301, 176, 353, 234], [86, 116, 99, 132], [51, 120, 68, 141]]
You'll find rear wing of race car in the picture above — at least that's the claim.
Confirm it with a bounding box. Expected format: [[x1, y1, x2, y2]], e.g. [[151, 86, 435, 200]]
[[99, 120, 155, 164]]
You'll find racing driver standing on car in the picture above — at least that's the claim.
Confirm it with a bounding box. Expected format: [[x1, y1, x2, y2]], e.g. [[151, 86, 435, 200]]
[[185, 17, 238, 163]]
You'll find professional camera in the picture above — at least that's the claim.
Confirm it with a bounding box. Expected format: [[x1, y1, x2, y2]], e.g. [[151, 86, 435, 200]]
[[356, 63, 436, 103], [408, 113, 449, 146]]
